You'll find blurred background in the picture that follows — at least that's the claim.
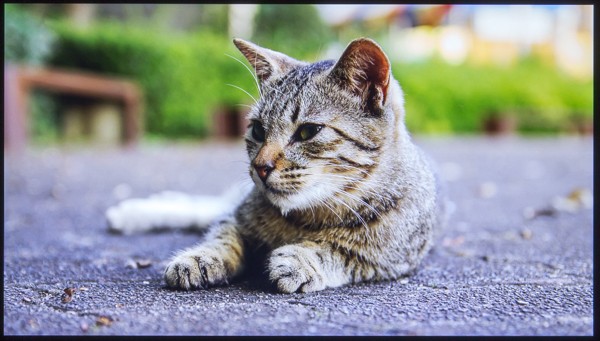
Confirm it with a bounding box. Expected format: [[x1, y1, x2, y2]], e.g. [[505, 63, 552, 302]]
[[4, 4, 594, 149]]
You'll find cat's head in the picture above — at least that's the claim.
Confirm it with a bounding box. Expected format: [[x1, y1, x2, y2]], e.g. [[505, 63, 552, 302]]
[[234, 38, 406, 215]]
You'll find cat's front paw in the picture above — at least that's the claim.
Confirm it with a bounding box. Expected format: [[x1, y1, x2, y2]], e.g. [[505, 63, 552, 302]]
[[164, 250, 229, 290], [268, 244, 327, 293]]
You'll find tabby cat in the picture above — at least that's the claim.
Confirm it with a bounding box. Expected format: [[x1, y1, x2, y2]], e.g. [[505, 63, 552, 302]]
[[163, 37, 445, 293]]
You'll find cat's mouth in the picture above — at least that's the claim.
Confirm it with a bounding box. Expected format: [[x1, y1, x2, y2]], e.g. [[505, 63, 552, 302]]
[[262, 183, 295, 196]]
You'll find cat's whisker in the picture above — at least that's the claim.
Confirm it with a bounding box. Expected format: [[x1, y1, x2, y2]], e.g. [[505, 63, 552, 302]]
[[315, 194, 346, 226], [225, 53, 262, 97], [331, 187, 384, 220], [290, 170, 392, 225], [315, 176, 385, 221], [328, 194, 369, 230], [328, 194, 377, 245], [233, 103, 254, 110], [311, 167, 405, 197], [226, 83, 258, 105]]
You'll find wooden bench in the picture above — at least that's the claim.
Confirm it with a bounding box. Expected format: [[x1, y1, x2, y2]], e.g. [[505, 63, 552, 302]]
[[4, 64, 143, 150]]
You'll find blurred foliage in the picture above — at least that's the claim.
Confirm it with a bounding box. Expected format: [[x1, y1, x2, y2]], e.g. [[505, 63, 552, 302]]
[[9, 3, 590, 140], [253, 5, 334, 60], [97, 4, 229, 35], [4, 4, 56, 65], [29, 90, 61, 144], [394, 57, 593, 134], [49, 20, 256, 138], [196, 4, 229, 35], [5, 4, 61, 144]]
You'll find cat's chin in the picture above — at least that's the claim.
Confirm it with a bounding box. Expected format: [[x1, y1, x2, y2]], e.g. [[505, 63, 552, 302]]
[[261, 183, 339, 217]]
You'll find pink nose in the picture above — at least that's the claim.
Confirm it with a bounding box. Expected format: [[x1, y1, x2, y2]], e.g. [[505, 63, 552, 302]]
[[254, 163, 274, 183]]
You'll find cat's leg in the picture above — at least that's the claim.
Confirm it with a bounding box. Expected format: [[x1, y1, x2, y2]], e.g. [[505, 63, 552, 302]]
[[164, 216, 245, 290], [268, 241, 354, 293]]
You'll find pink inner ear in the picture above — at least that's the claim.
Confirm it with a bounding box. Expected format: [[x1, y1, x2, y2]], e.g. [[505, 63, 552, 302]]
[[361, 43, 390, 86], [332, 39, 391, 101]]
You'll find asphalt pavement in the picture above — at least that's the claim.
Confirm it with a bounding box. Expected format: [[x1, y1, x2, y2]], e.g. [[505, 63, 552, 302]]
[[3, 136, 594, 336]]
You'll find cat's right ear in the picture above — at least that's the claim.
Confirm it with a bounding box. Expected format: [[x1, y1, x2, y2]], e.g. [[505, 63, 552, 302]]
[[328, 38, 391, 114], [233, 38, 304, 85]]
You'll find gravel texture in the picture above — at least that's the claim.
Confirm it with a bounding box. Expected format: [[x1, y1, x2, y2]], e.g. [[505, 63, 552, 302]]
[[3, 136, 593, 336]]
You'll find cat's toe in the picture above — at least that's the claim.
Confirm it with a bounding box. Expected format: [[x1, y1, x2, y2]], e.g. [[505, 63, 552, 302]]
[[164, 256, 203, 290], [164, 253, 228, 290], [268, 245, 326, 293]]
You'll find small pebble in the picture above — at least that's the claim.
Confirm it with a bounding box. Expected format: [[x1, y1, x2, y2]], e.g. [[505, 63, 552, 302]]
[[520, 229, 533, 240], [136, 259, 153, 269], [126, 259, 153, 269]]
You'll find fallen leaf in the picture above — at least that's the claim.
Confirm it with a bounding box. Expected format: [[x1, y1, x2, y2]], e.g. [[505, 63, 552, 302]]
[[567, 188, 593, 208], [96, 316, 113, 327], [61, 287, 76, 303], [61, 294, 72, 303], [552, 188, 593, 213]]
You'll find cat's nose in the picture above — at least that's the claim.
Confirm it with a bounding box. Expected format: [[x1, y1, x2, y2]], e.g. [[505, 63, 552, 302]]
[[254, 162, 274, 183]]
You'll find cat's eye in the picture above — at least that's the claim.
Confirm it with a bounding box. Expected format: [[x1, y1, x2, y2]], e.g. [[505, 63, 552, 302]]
[[295, 124, 323, 142], [251, 121, 266, 142]]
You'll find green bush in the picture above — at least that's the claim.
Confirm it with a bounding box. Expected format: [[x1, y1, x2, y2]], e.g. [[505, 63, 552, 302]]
[[253, 5, 334, 60], [47, 19, 591, 138], [49, 20, 257, 138], [5, 5, 61, 144], [394, 58, 593, 134], [4, 4, 56, 65]]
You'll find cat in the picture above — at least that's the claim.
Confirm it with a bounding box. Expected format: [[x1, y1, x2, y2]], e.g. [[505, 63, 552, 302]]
[[109, 37, 446, 293]]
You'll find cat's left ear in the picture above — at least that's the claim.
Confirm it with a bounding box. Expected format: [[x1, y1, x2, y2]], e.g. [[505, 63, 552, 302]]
[[233, 38, 305, 85], [329, 38, 391, 113]]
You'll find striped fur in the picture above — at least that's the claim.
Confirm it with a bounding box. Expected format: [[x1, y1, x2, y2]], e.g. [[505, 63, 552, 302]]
[[164, 38, 445, 293]]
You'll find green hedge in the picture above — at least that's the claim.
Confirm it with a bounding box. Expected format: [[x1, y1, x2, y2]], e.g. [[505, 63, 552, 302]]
[[252, 5, 334, 61], [394, 58, 593, 134], [48, 20, 592, 137], [49, 20, 257, 138]]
